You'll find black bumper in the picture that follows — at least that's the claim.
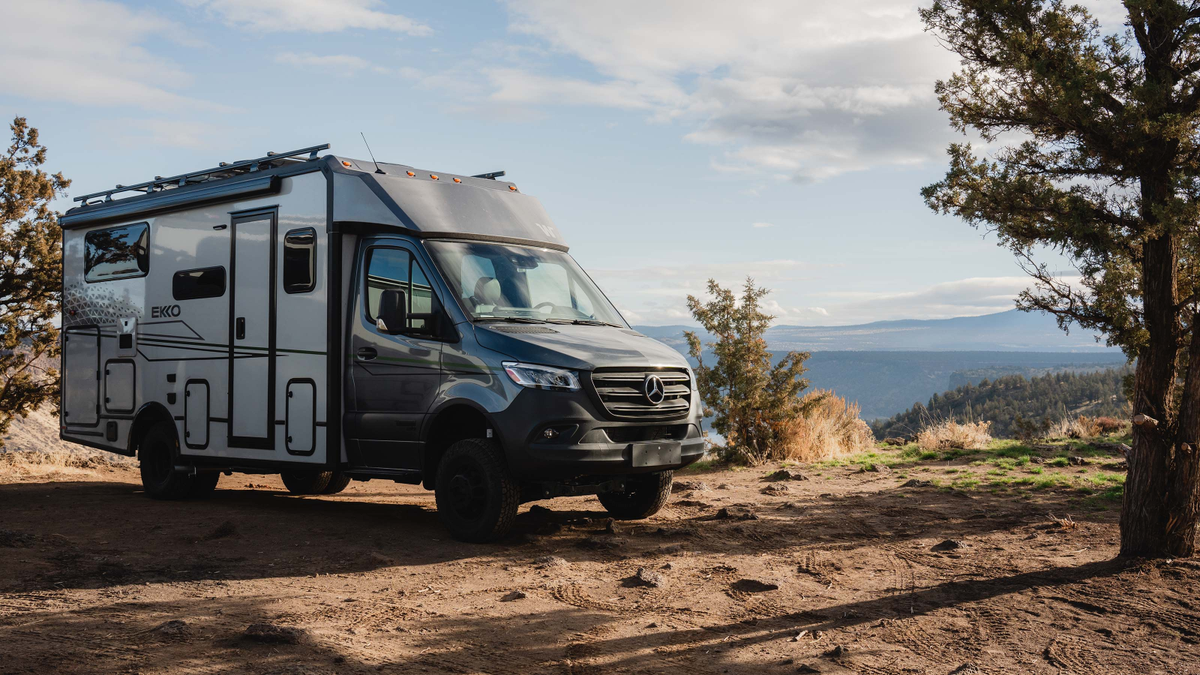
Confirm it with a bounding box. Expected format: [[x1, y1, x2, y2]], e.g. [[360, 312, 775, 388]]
[[491, 387, 705, 480]]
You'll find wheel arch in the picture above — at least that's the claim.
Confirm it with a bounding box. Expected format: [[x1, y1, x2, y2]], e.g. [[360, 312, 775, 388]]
[[421, 400, 499, 489], [127, 402, 177, 458]]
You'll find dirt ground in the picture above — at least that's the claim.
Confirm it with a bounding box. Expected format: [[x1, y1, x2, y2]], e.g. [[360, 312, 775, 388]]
[[2, 444, 1200, 675]]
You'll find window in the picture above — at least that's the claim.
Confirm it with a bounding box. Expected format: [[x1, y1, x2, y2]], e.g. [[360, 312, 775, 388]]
[[283, 228, 316, 293], [173, 266, 226, 300], [365, 247, 437, 333], [85, 223, 149, 282]]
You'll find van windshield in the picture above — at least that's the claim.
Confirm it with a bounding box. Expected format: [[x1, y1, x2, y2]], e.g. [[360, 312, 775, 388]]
[[426, 240, 627, 326]]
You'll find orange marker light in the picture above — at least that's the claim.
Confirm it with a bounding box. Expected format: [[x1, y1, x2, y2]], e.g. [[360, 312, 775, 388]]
[[453, 177, 462, 183], [406, 171, 415, 177], [509, 185, 517, 191], [342, 161, 352, 167], [430, 174, 439, 180]]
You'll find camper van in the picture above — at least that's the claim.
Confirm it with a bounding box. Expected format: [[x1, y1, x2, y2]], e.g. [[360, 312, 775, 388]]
[[59, 144, 704, 541]]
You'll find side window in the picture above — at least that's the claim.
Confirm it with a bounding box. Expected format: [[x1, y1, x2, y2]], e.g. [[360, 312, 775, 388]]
[[410, 259, 432, 331], [85, 222, 149, 282], [283, 228, 316, 293], [173, 266, 226, 300], [365, 248, 410, 322]]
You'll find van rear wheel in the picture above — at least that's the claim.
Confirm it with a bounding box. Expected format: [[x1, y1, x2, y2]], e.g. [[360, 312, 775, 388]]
[[139, 421, 193, 500], [322, 472, 352, 495], [598, 470, 673, 520], [434, 438, 519, 543], [280, 471, 333, 495]]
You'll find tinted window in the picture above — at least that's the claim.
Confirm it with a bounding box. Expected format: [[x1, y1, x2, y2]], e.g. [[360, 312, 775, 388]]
[[283, 228, 316, 293], [85, 223, 149, 282], [366, 248, 410, 322], [173, 266, 226, 301]]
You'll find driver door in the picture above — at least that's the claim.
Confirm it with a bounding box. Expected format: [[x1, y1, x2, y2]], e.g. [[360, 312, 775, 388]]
[[347, 243, 443, 469]]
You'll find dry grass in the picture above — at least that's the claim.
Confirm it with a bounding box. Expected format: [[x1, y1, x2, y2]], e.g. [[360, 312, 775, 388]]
[[1047, 415, 1130, 440], [916, 419, 993, 451], [778, 390, 875, 462], [0, 449, 133, 479]]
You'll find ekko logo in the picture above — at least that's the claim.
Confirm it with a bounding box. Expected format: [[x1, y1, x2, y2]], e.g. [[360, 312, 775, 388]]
[[151, 304, 181, 318]]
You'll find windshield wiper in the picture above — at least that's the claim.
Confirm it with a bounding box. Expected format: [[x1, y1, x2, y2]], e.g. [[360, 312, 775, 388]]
[[474, 316, 548, 324], [545, 318, 623, 328]]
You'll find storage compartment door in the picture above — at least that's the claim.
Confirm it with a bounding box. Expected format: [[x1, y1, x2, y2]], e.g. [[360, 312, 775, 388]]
[[104, 360, 135, 413], [63, 327, 100, 427], [185, 381, 209, 449], [286, 380, 315, 455]]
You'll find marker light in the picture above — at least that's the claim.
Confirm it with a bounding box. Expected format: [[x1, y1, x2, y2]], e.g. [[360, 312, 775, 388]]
[[453, 177, 462, 183], [342, 161, 352, 167], [509, 185, 517, 191], [430, 174, 439, 180], [406, 171, 415, 177]]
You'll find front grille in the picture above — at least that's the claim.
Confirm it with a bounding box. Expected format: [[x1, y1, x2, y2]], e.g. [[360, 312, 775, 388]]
[[603, 425, 689, 444], [588, 367, 692, 420]]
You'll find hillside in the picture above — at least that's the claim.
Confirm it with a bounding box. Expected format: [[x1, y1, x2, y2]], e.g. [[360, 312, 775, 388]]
[[872, 367, 1131, 439]]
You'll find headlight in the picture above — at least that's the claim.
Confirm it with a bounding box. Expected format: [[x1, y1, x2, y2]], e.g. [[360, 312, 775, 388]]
[[686, 365, 699, 392], [502, 361, 581, 391]]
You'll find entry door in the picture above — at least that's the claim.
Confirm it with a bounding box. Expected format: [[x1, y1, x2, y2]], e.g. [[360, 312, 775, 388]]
[[228, 210, 277, 449]]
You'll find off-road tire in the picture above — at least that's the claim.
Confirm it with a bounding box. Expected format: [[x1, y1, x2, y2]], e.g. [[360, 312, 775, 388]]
[[434, 438, 519, 543], [188, 471, 221, 498], [139, 421, 193, 500], [281, 471, 333, 495], [598, 470, 673, 520], [322, 472, 352, 495]]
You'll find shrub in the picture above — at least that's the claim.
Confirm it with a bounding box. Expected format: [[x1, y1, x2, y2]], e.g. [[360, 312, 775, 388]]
[[1093, 416, 1128, 435], [778, 390, 875, 462], [916, 420, 992, 451]]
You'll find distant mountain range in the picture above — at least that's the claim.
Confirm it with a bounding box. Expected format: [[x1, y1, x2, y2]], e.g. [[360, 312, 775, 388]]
[[635, 309, 1118, 353], [635, 310, 1127, 421]]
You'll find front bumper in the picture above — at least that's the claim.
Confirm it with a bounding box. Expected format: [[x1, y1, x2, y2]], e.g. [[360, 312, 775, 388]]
[[491, 386, 705, 479]]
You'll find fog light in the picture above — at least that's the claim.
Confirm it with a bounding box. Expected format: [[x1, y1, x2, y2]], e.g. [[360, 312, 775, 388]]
[[542, 428, 560, 440]]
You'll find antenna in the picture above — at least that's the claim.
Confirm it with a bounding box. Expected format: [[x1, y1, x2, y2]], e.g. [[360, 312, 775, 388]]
[[360, 132, 385, 174]]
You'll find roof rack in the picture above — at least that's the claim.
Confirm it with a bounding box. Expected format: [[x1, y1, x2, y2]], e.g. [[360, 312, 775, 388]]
[[471, 171, 505, 180], [73, 143, 331, 206]]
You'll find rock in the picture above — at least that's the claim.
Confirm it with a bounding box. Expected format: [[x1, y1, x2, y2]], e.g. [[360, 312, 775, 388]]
[[716, 483, 731, 490], [712, 507, 759, 521], [860, 463, 890, 473], [761, 484, 792, 496], [153, 620, 189, 638], [533, 555, 569, 568], [576, 535, 623, 550], [672, 480, 710, 493], [763, 469, 808, 481], [796, 665, 822, 674], [201, 521, 238, 541], [604, 518, 617, 534], [629, 567, 667, 588], [1028, 456, 1045, 464], [823, 645, 847, 659], [1068, 456, 1089, 466], [931, 539, 964, 552], [948, 664, 981, 675], [731, 578, 779, 593], [0, 529, 35, 548], [243, 623, 307, 645], [900, 479, 933, 488], [501, 590, 527, 602], [881, 437, 907, 446]]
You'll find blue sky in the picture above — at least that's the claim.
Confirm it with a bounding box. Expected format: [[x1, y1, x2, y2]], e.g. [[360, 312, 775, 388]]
[[0, 0, 1123, 325]]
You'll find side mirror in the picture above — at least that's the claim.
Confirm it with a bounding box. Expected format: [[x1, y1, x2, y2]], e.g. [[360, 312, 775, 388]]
[[377, 289, 407, 334]]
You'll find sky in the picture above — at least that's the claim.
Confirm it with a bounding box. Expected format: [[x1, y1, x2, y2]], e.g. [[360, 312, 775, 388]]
[[0, 0, 1128, 326]]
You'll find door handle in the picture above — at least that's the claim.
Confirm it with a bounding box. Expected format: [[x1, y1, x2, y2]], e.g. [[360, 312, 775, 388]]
[[235, 317, 246, 340], [357, 347, 378, 360]]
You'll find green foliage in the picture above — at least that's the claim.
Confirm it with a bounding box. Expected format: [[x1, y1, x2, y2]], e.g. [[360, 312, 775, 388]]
[[874, 367, 1129, 439], [685, 278, 816, 464], [1, 117, 68, 446]]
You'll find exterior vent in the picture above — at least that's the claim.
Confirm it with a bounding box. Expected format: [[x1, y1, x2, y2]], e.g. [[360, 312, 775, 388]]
[[488, 325, 559, 334], [588, 367, 691, 420]]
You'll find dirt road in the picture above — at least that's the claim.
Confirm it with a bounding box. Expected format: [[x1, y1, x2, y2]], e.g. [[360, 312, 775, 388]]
[[2, 447, 1199, 674]]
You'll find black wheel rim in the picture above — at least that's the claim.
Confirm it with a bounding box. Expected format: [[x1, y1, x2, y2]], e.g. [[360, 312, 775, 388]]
[[445, 457, 488, 521]]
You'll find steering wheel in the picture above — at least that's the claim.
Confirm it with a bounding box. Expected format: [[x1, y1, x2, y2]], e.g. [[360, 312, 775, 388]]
[[533, 302, 558, 313]]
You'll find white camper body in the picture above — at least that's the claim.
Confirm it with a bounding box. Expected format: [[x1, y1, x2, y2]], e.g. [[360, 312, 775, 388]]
[[61, 163, 333, 468]]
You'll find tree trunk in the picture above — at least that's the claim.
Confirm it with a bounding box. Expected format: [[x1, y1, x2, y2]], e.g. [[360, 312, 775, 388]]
[[1120, 231, 1195, 557]]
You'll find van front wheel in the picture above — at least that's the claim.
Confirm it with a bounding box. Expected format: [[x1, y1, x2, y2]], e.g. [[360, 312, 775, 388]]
[[598, 471, 673, 520], [434, 439, 519, 543], [280, 471, 333, 495]]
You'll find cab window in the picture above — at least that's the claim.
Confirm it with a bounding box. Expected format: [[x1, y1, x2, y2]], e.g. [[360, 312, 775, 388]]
[[365, 247, 436, 333]]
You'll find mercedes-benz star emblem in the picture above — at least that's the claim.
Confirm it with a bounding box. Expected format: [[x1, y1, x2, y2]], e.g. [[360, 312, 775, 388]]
[[643, 374, 666, 405]]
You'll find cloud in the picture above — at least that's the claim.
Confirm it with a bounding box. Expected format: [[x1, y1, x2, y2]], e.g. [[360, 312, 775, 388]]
[[822, 276, 1060, 323], [275, 52, 390, 74], [752, 222, 774, 228], [182, 0, 431, 35], [499, 0, 958, 181], [0, 0, 225, 112], [94, 118, 225, 149]]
